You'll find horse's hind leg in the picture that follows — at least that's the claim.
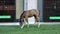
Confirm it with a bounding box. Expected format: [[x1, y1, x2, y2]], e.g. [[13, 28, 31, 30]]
[[38, 17, 40, 28], [36, 16, 40, 28], [37, 17, 40, 28]]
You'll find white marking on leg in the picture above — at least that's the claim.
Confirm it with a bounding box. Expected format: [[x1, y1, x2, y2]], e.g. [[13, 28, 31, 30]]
[[21, 18, 25, 29], [38, 22, 40, 28], [21, 23, 25, 29], [27, 22, 29, 28]]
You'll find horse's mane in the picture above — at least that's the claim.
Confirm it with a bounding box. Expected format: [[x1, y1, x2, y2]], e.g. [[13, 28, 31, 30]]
[[20, 11, 25, 22]]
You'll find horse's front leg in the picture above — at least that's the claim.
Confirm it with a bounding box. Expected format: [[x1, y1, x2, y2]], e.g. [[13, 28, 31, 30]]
[[20, 18, 25, 29], [21, 22, 24, 29], [25, 18, 29, 28]]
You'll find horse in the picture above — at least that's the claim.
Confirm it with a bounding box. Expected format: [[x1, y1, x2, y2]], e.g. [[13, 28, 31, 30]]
[[20, 9, 40, 28]]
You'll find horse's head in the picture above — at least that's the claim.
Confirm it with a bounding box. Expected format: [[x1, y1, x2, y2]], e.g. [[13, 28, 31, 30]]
[[20, 17, 24, 26]]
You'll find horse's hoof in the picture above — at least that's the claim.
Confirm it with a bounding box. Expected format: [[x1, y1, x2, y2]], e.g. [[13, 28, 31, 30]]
[[21, 27, 23, 29]]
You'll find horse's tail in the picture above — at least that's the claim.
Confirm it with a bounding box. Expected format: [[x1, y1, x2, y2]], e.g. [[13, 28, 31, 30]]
[[36, 9, 40, 15], [38, 9, 40, 22]]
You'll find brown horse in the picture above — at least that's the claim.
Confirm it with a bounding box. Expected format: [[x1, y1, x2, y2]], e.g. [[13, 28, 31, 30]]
[[20, 9, 40, 28]]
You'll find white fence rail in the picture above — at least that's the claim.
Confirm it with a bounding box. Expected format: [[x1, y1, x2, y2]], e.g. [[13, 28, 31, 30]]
[[0, 22, 60, 25]]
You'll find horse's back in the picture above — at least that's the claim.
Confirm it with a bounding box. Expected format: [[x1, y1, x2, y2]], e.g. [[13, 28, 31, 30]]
[[30, 9, 40, 15], [27, 9, 40, 14], [22, 9, 40, 18]]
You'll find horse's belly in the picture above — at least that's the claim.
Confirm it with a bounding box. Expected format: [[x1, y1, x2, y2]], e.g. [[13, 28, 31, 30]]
[[28, 14, 33, 17]]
